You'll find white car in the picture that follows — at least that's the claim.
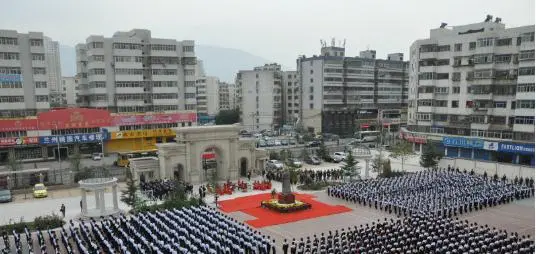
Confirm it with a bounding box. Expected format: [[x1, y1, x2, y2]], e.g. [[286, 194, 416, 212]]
[[266, 160, 284, 170], [92, 153, 102, 161], [274, 140, 282, 146], [332, 152, 347, 162]]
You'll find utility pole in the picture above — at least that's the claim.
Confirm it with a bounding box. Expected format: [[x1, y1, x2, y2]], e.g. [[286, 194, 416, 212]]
[[377, 109, 383, 175], [54, 122, 63, 184]]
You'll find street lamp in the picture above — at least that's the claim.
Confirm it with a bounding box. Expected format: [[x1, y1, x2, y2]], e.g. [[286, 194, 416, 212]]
[[53, 122, 63, 184]]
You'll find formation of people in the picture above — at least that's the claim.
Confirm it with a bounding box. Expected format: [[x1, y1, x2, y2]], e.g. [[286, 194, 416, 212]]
[[265, 168, 344, 184], [328, 169, 534, 217], [283, 216, 535, 253]]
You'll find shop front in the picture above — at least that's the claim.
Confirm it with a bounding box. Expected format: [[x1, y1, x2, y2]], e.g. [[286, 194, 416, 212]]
[[39, 132, 109, 158], [106, 128, 176, 153]]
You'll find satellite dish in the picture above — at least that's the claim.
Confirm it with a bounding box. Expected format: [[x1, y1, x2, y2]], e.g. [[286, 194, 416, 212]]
[[440, 23, 448, 28]]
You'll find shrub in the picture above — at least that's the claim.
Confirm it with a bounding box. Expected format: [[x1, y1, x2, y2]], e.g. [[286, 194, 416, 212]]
[[33, 213, 65, 230]]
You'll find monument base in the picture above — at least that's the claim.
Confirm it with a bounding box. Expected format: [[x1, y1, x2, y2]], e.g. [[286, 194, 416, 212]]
[[278, 193, 295, 204]]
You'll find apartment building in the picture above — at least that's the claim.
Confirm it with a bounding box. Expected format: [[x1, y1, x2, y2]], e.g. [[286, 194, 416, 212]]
[[408, 17, 535, 166], [218, 82, 236, 111], [297, 42, 408, 136], [195, 75, 219, 117], [75, 29, 197, 113], [282, 71, 300, 125], [44, 37, 62, 105], [61, 76, 79, 106], [0, 30, 51, 118], [236, 63, 283, 131]]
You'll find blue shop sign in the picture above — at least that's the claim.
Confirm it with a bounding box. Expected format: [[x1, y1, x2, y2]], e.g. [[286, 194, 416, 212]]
[[498, 143, 535, 155], [39, 132, 108, 145], [442, 136, 484, 149]]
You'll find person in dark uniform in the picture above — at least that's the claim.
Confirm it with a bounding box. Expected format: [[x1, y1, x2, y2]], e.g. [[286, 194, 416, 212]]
[[60, 204, 66, 218], [282, 239, 289, 254]]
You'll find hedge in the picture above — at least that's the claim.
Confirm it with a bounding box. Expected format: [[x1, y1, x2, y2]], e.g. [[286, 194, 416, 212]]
[[0, 213, 65, 233]]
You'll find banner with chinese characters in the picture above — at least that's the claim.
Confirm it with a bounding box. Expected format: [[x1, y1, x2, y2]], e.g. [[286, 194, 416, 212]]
[[110, 128, 175, 139], [0, 137, 39, 146], [0, 119, 38, 132], [39, 132, 108, 145], [111, 112, 197, 126], [37, 108, 112, 130]]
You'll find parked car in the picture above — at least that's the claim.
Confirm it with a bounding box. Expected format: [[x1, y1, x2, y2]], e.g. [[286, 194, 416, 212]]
[[281, 139, 289, 146], [0, 189, 12, 203], [287, 158, 302, 167], [33, 183, 48, 198], [266, 139, 275, 147], [307, 140, 321, 147], [289, 139, 296, 145], [274, 140, 282, 146], [258, 140, 267, 147], [332, 152, 347, 162], [266, 160, 284, 170], [305, 156, 321, 165], [92, 152, 102, 161], [253, 133, 263, 138]]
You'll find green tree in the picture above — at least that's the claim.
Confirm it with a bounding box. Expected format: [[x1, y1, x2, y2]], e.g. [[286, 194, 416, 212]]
[[7, 156, 22, 172], [121, 169, 138, 210], [420, 142, 442, 169], [279, 149, 289, 162], [269, 151, 280, 160], [341, 152, 358, 182], [389, 141, 414, 172], [371, 154, 385, 172], [316, 141, 330, 161], [381, 159, 392, 177], [69, 151, 83, 173], [214, 109, 240, 125], [300, 148, 308, 160]]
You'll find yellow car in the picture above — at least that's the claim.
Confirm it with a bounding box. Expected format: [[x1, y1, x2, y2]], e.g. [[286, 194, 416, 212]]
[[33, 183, 48, 198]]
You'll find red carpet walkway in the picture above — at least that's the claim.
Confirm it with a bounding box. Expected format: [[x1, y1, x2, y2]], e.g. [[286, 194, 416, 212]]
[[219, 193, 352, 228]]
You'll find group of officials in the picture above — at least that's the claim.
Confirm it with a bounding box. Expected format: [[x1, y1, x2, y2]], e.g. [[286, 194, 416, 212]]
[[327, 169, 534, 217], [282, 216, 534, 253], [140, 179, 193, 201]]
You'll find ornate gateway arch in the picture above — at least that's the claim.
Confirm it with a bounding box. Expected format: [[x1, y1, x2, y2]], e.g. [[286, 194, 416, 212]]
[[157, 124, 268, 184]]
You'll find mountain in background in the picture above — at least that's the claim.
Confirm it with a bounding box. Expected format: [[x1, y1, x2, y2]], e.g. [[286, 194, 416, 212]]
[[59, 44, 284, 83]]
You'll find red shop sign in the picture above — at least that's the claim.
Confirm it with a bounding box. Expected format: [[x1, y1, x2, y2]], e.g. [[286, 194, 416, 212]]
[[0, 137, 39, 146], [112, 112, 198, 126], [0, 119, 38, 132], [38, 108, 112, 130]]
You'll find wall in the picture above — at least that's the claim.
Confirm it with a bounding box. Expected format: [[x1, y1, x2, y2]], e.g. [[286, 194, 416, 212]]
[[439, 157, 534, 179]]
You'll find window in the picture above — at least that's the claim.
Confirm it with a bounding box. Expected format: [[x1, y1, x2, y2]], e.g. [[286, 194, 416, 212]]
[[474, 69, 493, 79], [469, 42, 476, 50], [517, 83, 535, 93], [496, 38, 512, 46], [309, 86, 313, 93], [493, 101, 507, 108], [309, 95, 314, 100], [437, 45, 450, 51], [494, 55, 511, 63], [434, 87, 449, 94], [0, 52, 19, 60], [514, 116, 534, 125], [0, 96, 24, 103], [454, 43, 462, 51], [116, 82, 142, 88], [309, 103, 314, 109], [452, 72, 461, 81], [0, 81, 22, 89], [417, 100, 432, 106], [114, 43, 142, 50], [473, 54, 493, 64], [90, 55, 105, 61], [184, 93, 196, 99], [33, 68, 46, 75], [152, 69, 177, 75], [35, 95, 48, 102], [184, 81, 195, 87], [520, 32, 535, 43], [436, 73, 449, 79], [519, 50, 535, 61], [517, 100, 535, 109], [452, 87, 460, 94], [115, 69, 142, 75], [310, 70, 313, 74], [0, 37, 18, 45], [310, 78, 314, 83], [182, 46, 194, 52], [477, 38, 494, 47], [519, 67, 535, 76], [30, 39, 43, 47], [90, 42, 104, 48], [416, 113, 431, 121], [419, 72, 435, 80], [184, 70, 194, 76], [451, 101, 459, 108], [89, 68, 106, 75], [433, 100, 448, 107], [35, 82, 47, 88]]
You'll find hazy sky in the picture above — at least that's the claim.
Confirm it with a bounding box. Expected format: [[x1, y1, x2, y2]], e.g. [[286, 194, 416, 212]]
[[3, 0, 535, 67]]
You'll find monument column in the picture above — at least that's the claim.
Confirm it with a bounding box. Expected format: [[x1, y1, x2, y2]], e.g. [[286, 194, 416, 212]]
[[95, 190, 100, 209], [81, 189, 87, 214], [112, 184, 119, 210], [99, 189, 106, 214], [365, 159, 370, 179]]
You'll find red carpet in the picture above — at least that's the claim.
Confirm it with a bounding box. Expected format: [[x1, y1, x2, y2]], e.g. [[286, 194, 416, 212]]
[[219, 193, 352, 228]]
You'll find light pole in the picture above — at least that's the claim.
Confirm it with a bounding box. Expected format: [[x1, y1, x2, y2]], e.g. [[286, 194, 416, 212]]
[[100, 128, 106, 166], [54, 123, 63, 184]]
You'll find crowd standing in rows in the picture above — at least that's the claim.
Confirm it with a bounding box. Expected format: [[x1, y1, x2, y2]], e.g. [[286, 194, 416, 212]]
[[265, 168, 344, 184], [140, 179, 193, 201]]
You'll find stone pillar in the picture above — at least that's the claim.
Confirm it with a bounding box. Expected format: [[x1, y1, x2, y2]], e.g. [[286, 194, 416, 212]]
[[471, 149, 475, 159], [365, 159, 370, 179], [444, 147, 448, 156], [457, 148, 461, 158], [99, 190, 106, 214], [95, 190, 100, 209], [112, 185, 119, 210], [81, 189, 87, 214], [41, 146, 48, 160], [419, 144, 423, 153]]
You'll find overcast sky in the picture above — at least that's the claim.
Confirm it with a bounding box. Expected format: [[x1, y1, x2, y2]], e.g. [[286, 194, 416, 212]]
[[3, 0, 535, 67]]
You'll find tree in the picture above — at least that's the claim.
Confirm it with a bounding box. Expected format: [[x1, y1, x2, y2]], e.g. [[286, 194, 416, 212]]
[[341, 152, 358, 182], [279, 149, 290, 162], [269, 151, 280, 160], [316, 141, 330, 161], [69, 151, 83, 173], [300, 148, 308, 160], [121, 169, 138, 210], [214, 109, 240, 125], [382, 159, 392, 177], [371, 154, 386, 172], [7, 156, 22, 172], [389, 141, 414, 172], [420, 142, 443, 169]]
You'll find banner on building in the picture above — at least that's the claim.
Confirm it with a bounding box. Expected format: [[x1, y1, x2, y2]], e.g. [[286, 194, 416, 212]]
[[399, 128, 427, 144], [112, 112, 197, 126], [442, 136, 484, 149], [110, 129, 175, 139], [0, 74, 22, 82], [483, 141, 499, 151], [0, 137, 39, 146], [39, 132, 108, 145], [37, 108, 112, 130], [498, 143, 535, 155], [0, 119, 38, 132]]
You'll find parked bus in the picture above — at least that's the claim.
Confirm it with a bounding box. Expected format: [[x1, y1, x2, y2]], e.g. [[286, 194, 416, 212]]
[[115, 150, 158, 167], [354, 131, 380, 143]]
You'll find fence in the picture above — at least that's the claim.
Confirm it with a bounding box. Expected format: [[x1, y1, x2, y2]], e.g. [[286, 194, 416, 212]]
[[439, 158, 534, 179]]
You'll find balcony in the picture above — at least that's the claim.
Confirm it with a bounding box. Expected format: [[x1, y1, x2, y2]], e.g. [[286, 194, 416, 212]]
[[471, 93, 493, 100]]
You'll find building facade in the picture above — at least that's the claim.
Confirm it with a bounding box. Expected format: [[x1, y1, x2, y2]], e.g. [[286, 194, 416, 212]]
[[75, 29, 197, 113], [282, 71, 300, 125], [236, 63, 283, 131], [195, 76, 219, 120], [0, 30, 51, 118], [44, 37, 62, 106], [297, 42, 409, 136], [61, 76, 79, 106], [408, 18, 535, 166], [218, 82, 236, 111]]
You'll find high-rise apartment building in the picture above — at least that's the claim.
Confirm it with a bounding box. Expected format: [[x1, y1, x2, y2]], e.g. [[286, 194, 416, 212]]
[[218, 82, 236, 111], [61, 76, 79, 106], [282, 71, 300, 125], [195, 76, 219, 117], [44, 37, 62, 105], [297, 41, 409, 136], [408, 17, 534, 166], [0, 30, 51, 118], [75, 29, 197, 113], [236, 63, 283, 131]]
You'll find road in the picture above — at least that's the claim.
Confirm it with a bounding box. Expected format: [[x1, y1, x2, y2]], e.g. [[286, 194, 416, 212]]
[[0, 154, 119, 171]]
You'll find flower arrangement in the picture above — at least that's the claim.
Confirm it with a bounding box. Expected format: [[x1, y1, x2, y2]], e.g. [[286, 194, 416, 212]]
[[260, 198, 311, 213]]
